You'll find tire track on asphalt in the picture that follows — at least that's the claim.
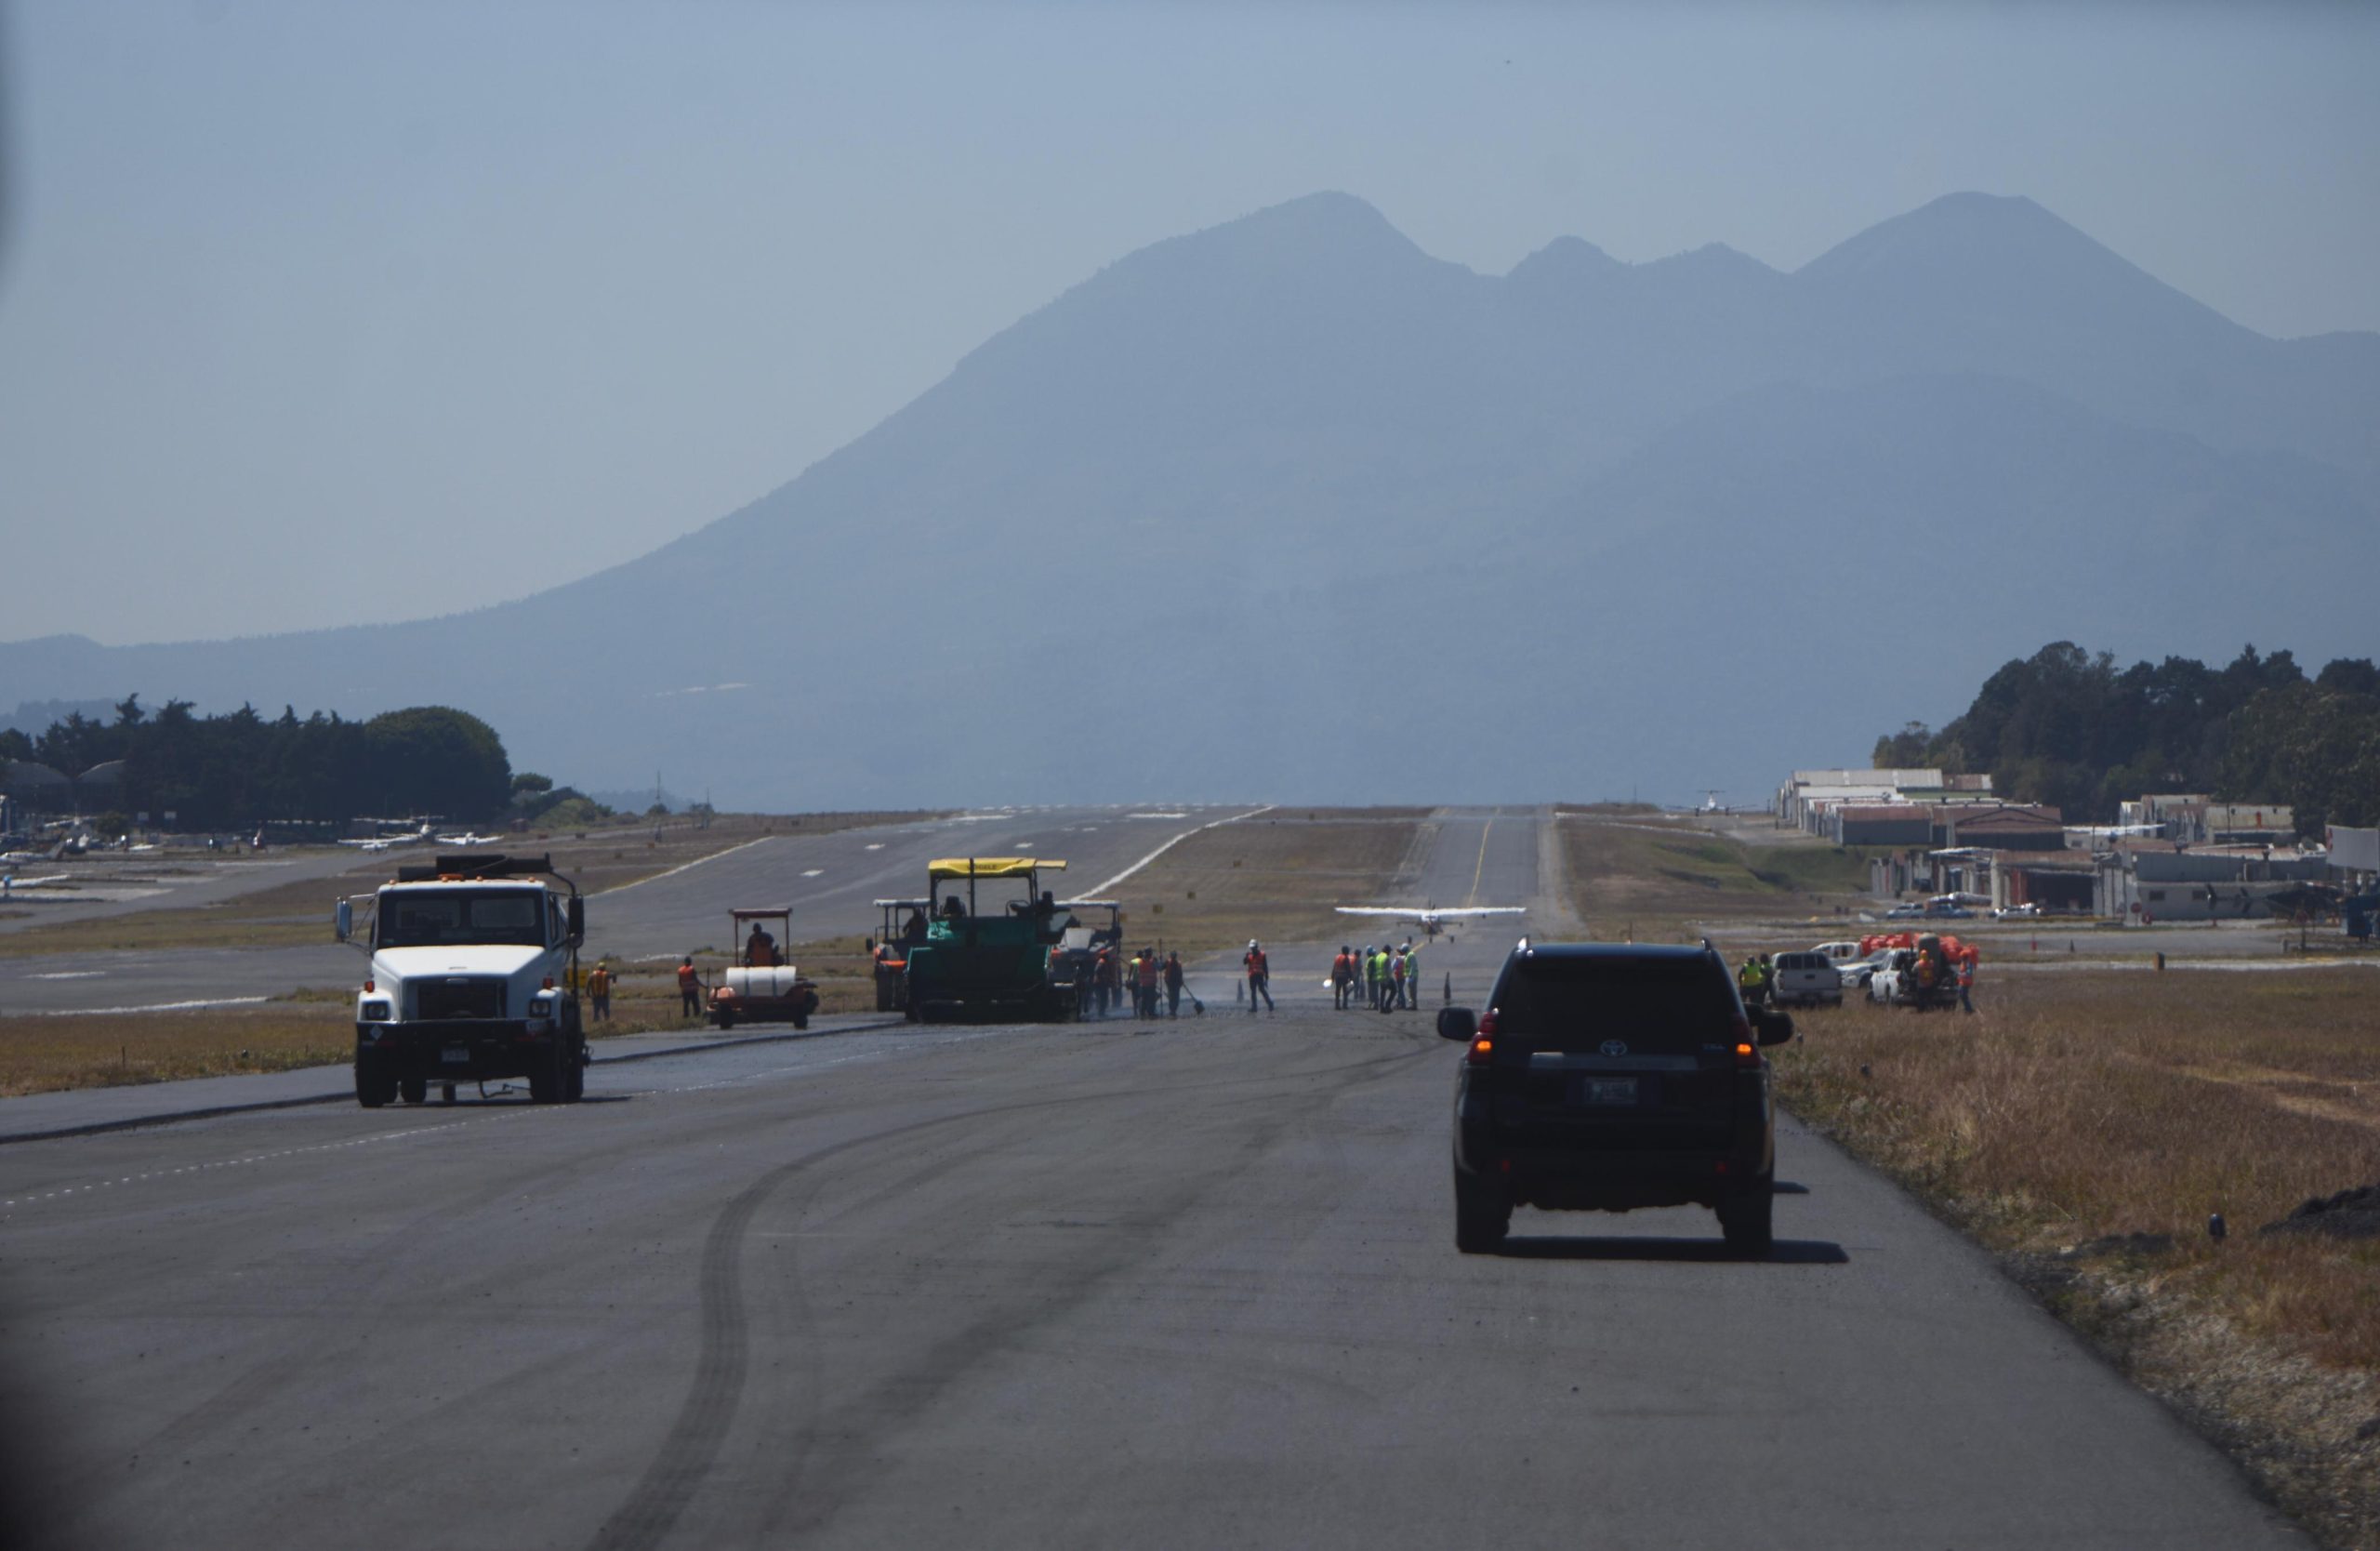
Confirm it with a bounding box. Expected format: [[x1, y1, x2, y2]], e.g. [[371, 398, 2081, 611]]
[[585, 1036, 1431, 1551]]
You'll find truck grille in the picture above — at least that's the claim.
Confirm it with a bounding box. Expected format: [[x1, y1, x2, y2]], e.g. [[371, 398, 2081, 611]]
[[415, 977, 506, 1020]]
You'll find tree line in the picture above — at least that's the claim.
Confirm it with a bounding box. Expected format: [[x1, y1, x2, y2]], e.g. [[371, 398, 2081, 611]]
[[0, 697, 513, 831], [1874, 643, 2380, 833]]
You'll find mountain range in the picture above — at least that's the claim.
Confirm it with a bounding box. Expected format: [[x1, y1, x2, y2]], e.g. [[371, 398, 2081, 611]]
[[6, 191, 2374, 808]]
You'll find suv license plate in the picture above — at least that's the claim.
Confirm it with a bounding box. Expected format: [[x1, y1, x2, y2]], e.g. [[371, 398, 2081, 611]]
[[1579, 1078, 1637, 1107], [442, 1045, 470, 1065]]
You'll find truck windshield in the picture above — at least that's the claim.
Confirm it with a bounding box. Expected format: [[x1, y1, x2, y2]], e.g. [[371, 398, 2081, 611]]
[[377, 889, 548, 948]]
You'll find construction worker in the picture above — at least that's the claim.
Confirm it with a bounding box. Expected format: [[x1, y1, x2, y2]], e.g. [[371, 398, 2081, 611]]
[[677, 956, 704, 1018], [1135, 947, 1159, 1019], [1243, 939, 1274, 1014], [1164, 951, 1184, 1017], [1364, 945, 1382, 1009], [1404, 942, 1421, 1007], [744, 921, 777, 967], [1956, 952, 1977, 1014], [1737, 955, 1765, 1008], [587, 961, 612, 1022], [1331, 946, 1355, 1010], [1093, 946, 1117, 1017], [1386, 948, 1407, 1013]]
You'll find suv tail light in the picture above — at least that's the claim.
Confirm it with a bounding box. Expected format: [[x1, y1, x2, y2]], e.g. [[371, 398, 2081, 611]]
[[1467, 1012, 1498, 1066], [1731, 1016, 1760, 1067]]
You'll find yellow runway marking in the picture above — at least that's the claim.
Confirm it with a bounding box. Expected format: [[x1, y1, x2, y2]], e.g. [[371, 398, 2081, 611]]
[[1466, 815, 1494, 907]]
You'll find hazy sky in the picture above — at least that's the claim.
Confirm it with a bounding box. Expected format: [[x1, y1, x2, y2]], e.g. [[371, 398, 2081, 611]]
[[3, 2, 2374, 646]]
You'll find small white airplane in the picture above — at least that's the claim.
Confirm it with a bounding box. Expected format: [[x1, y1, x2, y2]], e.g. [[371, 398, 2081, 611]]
[[1334, 903, 1527, 940], [435, 831, 498, 847], [339, 822, 434, 853]]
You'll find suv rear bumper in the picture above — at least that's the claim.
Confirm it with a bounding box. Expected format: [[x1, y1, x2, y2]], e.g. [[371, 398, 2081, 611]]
[[1456, 1128, 1771, 1212]]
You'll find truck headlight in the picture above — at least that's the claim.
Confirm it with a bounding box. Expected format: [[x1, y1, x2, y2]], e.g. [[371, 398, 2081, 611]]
[[360, 1001, 392, 1022]]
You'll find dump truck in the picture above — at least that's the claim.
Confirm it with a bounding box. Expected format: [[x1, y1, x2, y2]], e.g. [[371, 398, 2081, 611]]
[[336, 852, 588, 1107], [901, 856, 1074, 1022]]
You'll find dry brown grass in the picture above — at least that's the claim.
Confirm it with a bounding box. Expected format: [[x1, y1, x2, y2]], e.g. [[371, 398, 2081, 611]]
[[0, 1000, 353, 1095], [1560, 815, 1872, 938], [1775, 970, 2380, 1545], [1089, 813, 1422, 962]]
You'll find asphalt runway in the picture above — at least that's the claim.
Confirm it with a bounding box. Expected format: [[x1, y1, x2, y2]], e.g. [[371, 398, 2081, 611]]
[[0, 810, 2317, 1547], [0, 806, 1253, 1015]]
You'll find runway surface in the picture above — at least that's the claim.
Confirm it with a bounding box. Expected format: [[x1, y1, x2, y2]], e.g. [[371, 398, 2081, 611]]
[[0, 806, 1254, 1015], [0, 813, 2305, 1549]]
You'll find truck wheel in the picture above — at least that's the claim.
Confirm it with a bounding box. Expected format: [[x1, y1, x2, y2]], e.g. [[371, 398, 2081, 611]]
[[875, 977, 892, 1013], [400, 1076, 427, 1106], [529, 1043, 562, 1103], [564, 1050, 585, 1102], [1454, 1171, 1510, 1253], [356, 1061, 396, 1108]]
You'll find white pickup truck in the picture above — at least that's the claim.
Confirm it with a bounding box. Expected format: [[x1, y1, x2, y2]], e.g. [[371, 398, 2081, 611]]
[[337, 853, 588, 1107]]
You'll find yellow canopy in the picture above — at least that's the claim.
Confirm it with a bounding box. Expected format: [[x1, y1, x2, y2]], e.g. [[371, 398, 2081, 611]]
[[927, 856, 1066, 882]]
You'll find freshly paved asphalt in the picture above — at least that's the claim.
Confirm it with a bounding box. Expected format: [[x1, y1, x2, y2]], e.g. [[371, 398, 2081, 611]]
[[0, 809, 2307, 1549], [0, 806, 1253, 1015]]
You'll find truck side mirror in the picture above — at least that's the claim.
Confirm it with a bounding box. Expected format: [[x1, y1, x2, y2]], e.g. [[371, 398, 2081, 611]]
[[1755, 1008, 1795, 1046], [1436, 1007, 1476, 1042], [335, 899, 352, 943], [566, 896, 586, 946]]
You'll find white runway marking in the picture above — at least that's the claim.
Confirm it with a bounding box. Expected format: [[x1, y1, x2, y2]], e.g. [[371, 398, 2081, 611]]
[[1083, 805, 1276, 897], [865, 843, 884, 851], [28, 971, 107, 980], [594, 834, 776, 897], [30, 996, 271, 1017], [801, 868, 824, 878]]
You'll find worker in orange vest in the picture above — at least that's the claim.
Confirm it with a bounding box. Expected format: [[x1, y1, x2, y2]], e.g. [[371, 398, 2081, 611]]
[[677, 957, 704, 1019], [587, 961, 612, 1022], [1331, 947, 1355, 1009], [1135, 948, 1160, 1019], [1243, 939, 1274, 1014]]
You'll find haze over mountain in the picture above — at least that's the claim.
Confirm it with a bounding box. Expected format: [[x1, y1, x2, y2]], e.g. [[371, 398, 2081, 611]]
[[7, 192, 2374, 809]]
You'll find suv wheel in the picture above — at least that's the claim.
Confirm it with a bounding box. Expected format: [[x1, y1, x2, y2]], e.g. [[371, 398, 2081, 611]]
[[1454, 1172, 1511, 1253], [1718, 1177, 1775, 1257], [400, 1075, 428, 1106]]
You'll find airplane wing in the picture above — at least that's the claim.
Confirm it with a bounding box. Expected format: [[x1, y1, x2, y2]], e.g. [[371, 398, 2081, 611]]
[[1333, 907, 1411, 917], [1429, 907, 1527, 918]]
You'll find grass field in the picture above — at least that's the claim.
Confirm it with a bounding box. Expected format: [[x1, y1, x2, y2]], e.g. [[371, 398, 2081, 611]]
[[1087, 812, 1422, 966], [1774, 971, 2380, 1546], [1559, 814, 1874, 936]]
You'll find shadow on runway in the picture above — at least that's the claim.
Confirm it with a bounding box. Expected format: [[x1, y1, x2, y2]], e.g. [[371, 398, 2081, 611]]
[[1496, 1235, 1849, 1265], [1771, 1180, 1812, 1195]]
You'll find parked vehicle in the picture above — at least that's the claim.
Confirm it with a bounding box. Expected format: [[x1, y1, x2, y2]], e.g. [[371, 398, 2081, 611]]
[[1439, 941, 1793, 1256], [337, 852, 587, 1107], [1869, 934, 1968, 1012], [1811, 940, 1863, 965], [1884, 903, 1925, 920], [1768, 950, 1844, 1008], [1835, 949, 1891, 992], [1990, 902, 2043, 921]]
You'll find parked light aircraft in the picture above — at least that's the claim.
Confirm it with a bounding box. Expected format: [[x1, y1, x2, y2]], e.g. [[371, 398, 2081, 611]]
[[1333, 903, 1526, 939], [338, 822, 434, 853]]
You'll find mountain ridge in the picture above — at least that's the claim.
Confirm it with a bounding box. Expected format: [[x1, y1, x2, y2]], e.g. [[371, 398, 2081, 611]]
[[4, 191, 2372, 807]]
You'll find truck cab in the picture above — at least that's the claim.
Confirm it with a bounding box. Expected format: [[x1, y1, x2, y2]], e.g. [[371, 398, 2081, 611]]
[[337, 853, 587, 1107]]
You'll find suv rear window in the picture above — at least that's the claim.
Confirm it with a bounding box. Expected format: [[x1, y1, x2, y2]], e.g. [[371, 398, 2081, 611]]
[[1488, 954, 1741, 1054]]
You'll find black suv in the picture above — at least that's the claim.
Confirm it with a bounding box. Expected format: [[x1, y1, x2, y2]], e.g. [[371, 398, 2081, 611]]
[[1439, 942, 1793, 1255]]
